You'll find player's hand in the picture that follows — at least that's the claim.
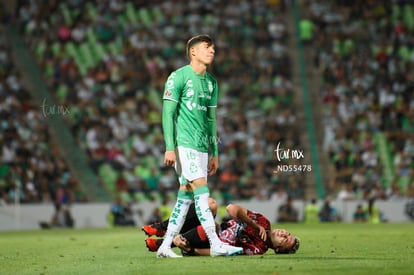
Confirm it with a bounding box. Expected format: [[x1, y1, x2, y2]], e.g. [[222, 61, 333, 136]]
[[173, 234, 191, 251], [257, 225, 267, 241], [208, 156, 219, 176], [164, 150, 176, 167]]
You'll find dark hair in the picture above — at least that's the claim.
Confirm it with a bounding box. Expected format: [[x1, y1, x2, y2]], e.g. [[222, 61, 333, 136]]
[[275, 237, 300, 254], [186, 34, 214, 60]]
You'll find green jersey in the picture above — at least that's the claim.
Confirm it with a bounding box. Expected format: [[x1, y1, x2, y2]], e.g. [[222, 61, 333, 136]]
[[163, 65, 218, 153]]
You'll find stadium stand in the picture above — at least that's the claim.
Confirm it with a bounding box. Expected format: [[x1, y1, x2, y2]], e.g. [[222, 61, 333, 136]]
[[5, 0, 412, 206], [303, 0, 414, 200], [0, 19, 87, 204], [2, 0, 308, 204]]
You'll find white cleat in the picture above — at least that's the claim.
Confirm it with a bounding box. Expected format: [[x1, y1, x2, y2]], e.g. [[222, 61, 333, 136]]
[[210, 243, 243, 257], [156, 247, 183, 258]]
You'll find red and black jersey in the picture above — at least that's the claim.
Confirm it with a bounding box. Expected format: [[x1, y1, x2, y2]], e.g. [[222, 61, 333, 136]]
[[219, 210, 271, 255]]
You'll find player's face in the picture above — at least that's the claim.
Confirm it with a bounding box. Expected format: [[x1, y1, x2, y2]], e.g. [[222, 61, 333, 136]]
[[190, 42, 215, 65], [270, 229, 296, 252]]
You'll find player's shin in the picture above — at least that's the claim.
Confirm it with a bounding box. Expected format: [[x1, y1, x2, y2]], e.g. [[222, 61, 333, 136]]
[[159, 190, 193, 249], [193, 186, 221, 248]]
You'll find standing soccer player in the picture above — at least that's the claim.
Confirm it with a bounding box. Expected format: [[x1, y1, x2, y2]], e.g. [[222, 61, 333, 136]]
[[156, 34, 243, 258]]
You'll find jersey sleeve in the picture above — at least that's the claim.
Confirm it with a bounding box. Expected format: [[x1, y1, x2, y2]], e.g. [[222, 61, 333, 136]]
[[208, 77, 218, 107], [207, 108, 218, 156], [163, 71, 183, 102], [162, 100, 178, 151], [162, 70, 183, 150]]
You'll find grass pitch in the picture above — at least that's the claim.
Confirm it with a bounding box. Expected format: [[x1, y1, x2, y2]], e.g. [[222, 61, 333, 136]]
[[1, 223, 413, 275]]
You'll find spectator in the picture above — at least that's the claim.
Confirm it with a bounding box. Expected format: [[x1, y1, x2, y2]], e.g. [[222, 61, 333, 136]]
[[270, 185, 288, 204], [364, 198, 386, 224], [39, 203, 75, 229], [109, 197, 135, 227], [318, 199, 340, 222], [146, 207, 163, 225], [304, 198, 319, 224], [276, 196, 298, 223], [386, 181, 404, 200], [159, 196, 173, 221], [352, 204, 367, 222], [394, 149, 411, 177], [336, 183, 356, 201], [299, 18, 315, 44]]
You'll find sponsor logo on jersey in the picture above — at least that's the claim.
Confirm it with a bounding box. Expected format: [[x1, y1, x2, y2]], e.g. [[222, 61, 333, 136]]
[[186, 102, 197, 110], [186, 90, 194, 97], [208, 81, 213, 93], [197, 105, 207, 111]]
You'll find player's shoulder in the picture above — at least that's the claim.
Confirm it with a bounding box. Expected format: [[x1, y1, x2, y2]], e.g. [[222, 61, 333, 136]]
[[205, 71, 217, 83], [248, 210, 271, 228], [166, 66, 190, 86], [173, 65, 192, 75]]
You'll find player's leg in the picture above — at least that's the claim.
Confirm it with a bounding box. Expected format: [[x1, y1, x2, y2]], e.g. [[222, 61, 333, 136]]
[[190, 178, 242, 256], [143, 201, 195, 238], [156, 187, 193, 258], [178, 146, 241, 256], [156, 153, 194, 258], [178, 225, 211, 256], [181, 197, 217, 233], [177, 147, 223, 252], [148, 224, 212, 255], [143, 202, 197, 238], [160, 146, 241, 257], [145, 198, 218, 252], [144, 197, 218, 237]]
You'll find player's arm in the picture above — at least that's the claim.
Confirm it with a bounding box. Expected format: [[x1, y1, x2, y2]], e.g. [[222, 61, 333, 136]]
[[226, 204, 267, 241], [162, 99, 178, 166], [206, 107, 218, 157], [207, 107, 218, 175], [173, 226, 212, 256], [173, 235, 211, 256]]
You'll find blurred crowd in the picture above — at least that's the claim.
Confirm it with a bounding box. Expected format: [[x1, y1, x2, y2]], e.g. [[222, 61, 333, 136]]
[[1, 0, 306, 205], [302, 0, 414, 201], [2, 0, 414, 207], [0, 16, 86, 205]]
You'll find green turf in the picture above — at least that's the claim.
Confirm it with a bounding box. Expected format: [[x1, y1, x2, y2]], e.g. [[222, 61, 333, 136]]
[[1, 223, 413, 275]]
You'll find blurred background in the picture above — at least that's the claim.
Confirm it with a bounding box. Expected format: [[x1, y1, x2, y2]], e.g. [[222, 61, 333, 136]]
[[0, 0, 413, 230]]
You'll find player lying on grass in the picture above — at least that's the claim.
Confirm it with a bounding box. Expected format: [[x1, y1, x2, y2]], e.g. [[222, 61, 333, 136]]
[[143, 199, 300, 256]]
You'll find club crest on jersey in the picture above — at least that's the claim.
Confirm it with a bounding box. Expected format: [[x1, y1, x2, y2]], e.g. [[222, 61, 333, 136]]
[[164, 90, 172, 97]]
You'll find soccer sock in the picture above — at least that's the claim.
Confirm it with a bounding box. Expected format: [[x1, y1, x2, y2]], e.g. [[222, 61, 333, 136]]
[[159, 190, 193, 249], [181, 202, 201, 233], [193, 185, 222, 248]]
